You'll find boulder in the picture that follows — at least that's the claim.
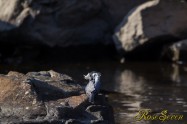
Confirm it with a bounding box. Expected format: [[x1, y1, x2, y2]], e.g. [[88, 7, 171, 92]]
[[0, 0, 151, 48], [162, 39, 187, 62], [103, 0, 148, 26], [0, 0, 111, 46], [113, 0, 187, 55], [0, 70, 114, 124]]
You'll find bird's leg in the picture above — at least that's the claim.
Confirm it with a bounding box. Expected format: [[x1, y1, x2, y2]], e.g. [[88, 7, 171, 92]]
[[89, 93, 95, 104]]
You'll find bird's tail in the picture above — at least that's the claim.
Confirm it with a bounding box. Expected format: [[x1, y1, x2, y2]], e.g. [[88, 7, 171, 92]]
[[89, 93, 94, 103]]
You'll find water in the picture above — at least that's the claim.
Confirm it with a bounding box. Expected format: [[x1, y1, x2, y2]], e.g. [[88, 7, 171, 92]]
[[1, 61, 187, 124]]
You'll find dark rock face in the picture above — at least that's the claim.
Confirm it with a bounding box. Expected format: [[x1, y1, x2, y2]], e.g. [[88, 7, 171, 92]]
[[2, 0, 187, 61], [113, 0, 187, 56], [0, 0, 111, 46], [0, 70, 114, 124], [103, 0, 148, 27], [0, 0, 152, 64], [0, 0, 148, 47]]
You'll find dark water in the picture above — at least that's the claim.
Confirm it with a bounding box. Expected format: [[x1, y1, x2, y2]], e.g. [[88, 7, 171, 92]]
[[1, 61, 187, 124]]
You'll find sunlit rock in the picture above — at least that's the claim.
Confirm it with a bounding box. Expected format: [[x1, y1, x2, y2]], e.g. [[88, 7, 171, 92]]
[[113, 0, 187, 56]]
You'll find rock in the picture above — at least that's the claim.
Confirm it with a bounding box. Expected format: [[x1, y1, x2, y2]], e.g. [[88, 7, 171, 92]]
[[0, 0, 153, 63], [162, 39, 187, 62], [0, 0, 112, 47], [0, 70, 114, 124], [86, 105, 114, 123], [113, 0, 187, 56], [0, 0, 29, 31], [0, 0, 151, 48], [103, 0, 148, 26]]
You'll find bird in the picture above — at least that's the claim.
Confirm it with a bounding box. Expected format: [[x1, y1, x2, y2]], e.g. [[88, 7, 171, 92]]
[[84, 71, 101, 103]]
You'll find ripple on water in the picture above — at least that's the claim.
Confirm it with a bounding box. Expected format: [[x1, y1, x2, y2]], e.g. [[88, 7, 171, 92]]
[[107, 63, 187, 124]]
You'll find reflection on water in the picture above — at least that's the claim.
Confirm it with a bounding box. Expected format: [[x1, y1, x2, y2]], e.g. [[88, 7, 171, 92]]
[[114, 70, 145, 95], [0, 61, 187, 124], [107, 62, 187, 124], [110, 70, 146, 124]]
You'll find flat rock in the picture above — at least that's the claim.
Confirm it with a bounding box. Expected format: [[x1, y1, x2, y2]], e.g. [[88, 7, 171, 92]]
[[0, 70, 114, 124]]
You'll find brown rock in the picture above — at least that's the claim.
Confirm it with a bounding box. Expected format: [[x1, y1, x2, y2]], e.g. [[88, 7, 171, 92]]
[[0, 71, 45, 122], [67, 94, 87, 109], [0, 70, 114, 124]]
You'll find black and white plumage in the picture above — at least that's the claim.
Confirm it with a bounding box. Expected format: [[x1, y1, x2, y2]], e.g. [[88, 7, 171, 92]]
[[84, 71, 101, 103]]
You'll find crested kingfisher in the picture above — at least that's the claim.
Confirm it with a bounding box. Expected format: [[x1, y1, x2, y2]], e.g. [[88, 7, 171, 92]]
[[84, 71, 101, 103]]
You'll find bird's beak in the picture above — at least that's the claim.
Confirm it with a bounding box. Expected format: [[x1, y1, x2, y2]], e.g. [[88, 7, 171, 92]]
[[84, 74, 89, 79], [84, 74, 90, 80]]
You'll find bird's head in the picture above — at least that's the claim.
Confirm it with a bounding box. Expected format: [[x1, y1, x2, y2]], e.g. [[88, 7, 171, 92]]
[[84, 71, 101, 81]]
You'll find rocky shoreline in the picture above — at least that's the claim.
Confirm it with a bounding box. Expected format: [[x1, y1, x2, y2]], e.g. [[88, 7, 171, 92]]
[[0, 70, 114, 124]]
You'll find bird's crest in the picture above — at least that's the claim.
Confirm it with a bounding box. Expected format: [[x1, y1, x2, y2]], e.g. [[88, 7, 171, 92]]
[[84, 71, 101, 80]]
